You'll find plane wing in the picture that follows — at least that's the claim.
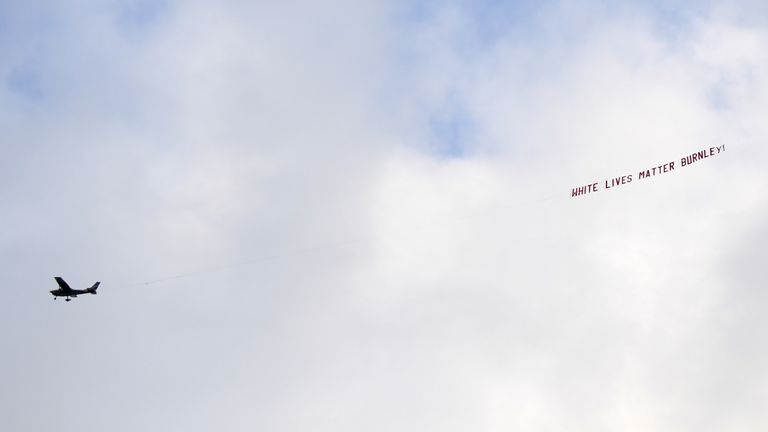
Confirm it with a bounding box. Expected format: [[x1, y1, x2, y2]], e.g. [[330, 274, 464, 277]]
[[54, 277, 73, 292]]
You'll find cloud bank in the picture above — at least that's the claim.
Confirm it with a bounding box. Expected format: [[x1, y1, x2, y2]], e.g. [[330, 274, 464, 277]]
[[2, 1, 767, 430]]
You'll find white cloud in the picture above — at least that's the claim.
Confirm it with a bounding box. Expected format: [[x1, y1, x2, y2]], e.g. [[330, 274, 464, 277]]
[[1, 1, 767, 431]]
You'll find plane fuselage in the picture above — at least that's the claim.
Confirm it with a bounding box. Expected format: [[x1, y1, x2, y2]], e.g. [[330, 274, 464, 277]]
[[50, 289, 91, 297]]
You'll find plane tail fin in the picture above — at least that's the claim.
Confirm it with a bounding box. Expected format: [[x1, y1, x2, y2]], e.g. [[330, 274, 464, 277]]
[[88, 281, 100, 294]]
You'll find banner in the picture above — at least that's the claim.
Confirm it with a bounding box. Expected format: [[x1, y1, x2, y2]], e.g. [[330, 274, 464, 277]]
[[571, 145, 726, 198]]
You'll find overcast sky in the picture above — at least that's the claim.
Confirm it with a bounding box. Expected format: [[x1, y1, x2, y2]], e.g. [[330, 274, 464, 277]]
[[2, 1, 767, 430]]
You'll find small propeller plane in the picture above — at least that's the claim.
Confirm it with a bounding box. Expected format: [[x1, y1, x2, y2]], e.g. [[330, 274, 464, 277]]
[[51, 277, 100, 302]]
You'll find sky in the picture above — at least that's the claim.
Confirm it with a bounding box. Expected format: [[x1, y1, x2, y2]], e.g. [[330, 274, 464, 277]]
[[1, 1, 767, 430]]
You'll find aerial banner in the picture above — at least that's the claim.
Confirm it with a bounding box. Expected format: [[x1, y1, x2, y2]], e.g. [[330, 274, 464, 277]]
[[571, 145, 726, 198]]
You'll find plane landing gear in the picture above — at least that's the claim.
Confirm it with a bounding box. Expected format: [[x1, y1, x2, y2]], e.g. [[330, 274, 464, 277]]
[[65, 298, 71, 302]]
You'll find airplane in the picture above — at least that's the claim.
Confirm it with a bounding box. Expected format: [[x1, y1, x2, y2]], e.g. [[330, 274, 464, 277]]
[[51, 277, 100, 302]]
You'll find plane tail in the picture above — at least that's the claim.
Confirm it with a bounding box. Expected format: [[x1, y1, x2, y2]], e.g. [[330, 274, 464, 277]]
[[88, 281, 100, 294]]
